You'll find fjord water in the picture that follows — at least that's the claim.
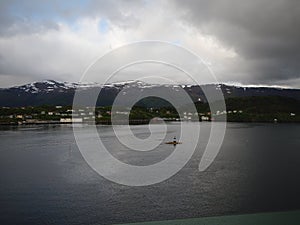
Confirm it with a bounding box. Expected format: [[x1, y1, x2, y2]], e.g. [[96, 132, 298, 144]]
[[0, 123, 300, 225]]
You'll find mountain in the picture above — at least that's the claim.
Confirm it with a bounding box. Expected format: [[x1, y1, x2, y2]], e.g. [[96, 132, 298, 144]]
[[0, 80, 300, 107]]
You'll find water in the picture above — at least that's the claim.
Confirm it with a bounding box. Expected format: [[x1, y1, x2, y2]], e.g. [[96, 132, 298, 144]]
[[0, 123, 300, 225]]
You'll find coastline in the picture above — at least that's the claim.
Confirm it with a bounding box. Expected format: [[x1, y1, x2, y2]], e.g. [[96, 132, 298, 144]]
[[1, 119, 300, 126]]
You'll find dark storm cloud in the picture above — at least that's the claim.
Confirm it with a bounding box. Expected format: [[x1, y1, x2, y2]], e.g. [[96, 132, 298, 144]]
[[172, 0, 300, 84]]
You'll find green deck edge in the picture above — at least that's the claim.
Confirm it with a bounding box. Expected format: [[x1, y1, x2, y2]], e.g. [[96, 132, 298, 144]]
[[116, 210, 300, 225]]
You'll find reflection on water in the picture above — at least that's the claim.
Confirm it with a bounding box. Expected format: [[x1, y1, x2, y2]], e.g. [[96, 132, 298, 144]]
[[0, 123, 300, 225]]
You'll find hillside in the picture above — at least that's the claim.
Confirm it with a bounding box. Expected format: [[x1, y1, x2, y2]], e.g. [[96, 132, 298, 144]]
[[0, 80, 300, 107]]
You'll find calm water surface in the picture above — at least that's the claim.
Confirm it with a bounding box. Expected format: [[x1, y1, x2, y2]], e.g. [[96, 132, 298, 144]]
[[0, 122, 300, 225]]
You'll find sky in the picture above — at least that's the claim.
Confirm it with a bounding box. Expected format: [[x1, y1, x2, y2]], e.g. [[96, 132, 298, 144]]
[[0, 0, 299, 88]]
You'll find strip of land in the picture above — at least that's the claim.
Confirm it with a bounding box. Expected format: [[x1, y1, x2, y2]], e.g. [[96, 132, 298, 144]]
[[0, 96, 299, 125]]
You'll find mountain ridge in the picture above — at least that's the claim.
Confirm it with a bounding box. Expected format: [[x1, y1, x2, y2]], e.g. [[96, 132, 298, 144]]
[[0, 80, 300, 107]]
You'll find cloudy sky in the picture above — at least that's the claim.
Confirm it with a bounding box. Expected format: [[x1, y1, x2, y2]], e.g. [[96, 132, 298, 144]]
[[0, 0, 299, 88]]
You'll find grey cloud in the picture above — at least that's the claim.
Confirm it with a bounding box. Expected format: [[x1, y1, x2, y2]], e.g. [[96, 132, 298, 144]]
[[1, 0, 300, 88], [0, 0, 144, 87], [0, 0, 59, 36], [172, 0, 300, 85], [0, 0, 142, 36]]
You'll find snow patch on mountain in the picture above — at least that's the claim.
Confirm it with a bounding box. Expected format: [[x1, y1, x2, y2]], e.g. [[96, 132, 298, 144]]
[[2, 79, 298, 96]]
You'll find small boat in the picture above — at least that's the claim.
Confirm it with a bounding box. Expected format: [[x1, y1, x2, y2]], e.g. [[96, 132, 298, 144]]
[[165, 141, 182, 145], [165, 136, 181, 145]]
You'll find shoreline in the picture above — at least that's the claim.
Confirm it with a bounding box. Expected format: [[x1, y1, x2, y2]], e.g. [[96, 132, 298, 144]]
[[1, 119, 300, 126]]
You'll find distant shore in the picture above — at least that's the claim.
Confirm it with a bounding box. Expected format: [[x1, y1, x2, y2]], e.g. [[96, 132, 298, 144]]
[[1, 119, 299, 126], [1, 95, 300, 125]]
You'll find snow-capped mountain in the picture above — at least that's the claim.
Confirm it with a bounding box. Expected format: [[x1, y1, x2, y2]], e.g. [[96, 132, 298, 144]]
[[0, 80, 299, 107], [8, 80, 103, 93], [9, 80, 77, 94], [5, 80, 160, 94]]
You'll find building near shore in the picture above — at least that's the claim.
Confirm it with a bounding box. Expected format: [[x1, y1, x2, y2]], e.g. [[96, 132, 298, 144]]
[[60, 118, 83, 123]]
